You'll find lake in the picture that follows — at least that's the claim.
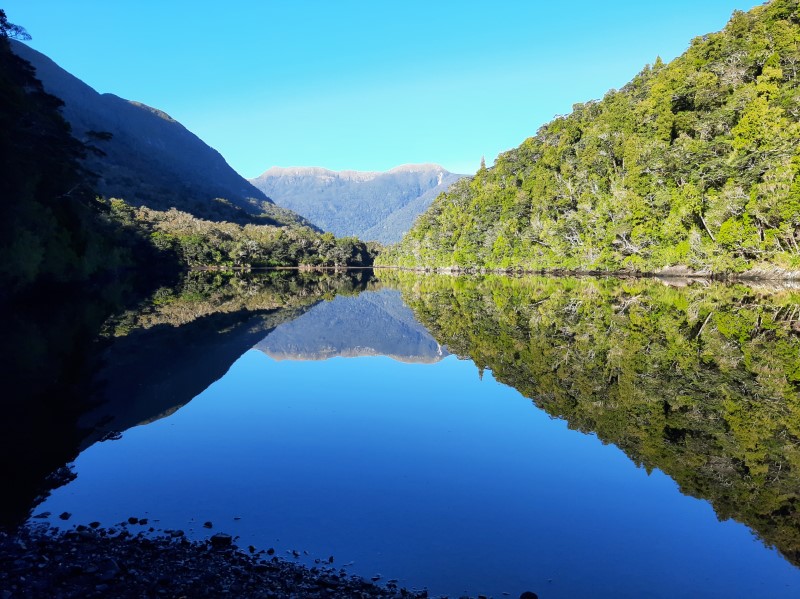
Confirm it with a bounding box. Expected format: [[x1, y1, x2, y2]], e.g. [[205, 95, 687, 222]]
[[5, 270, 800, 598]]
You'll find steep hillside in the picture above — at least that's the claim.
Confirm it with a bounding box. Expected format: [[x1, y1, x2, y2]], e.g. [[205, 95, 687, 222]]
[[250, 164, 466, 243], [0, 21, 166, 292], [382, 0, 800, 276], [11, 41, 308, 227]]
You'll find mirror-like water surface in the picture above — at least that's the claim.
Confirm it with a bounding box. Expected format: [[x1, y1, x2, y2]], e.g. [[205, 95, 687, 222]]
[[9, 272, 800, 598]]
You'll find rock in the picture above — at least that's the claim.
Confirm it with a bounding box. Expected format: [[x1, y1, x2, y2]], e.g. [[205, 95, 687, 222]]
[[128, 517, 139, 525], [138, 518, 148, 525], [98, 558, 120, 581], [266, 548, 275, 556], [32, 512, 50, 519], [89, 522, 100, 529], [170, 530, 185, 538], [58, 512, 72, 521], [203, 521, 213, 529], [210, 533, 233, 549], [520, 593, 539, 599]]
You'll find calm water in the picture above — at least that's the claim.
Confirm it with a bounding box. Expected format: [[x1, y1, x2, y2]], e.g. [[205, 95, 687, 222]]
[[10, 271, 800, 598]]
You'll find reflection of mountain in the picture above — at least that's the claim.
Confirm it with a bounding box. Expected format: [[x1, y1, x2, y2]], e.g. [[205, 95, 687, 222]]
[[256, 289, 447, 364], [387, 272, 800, 567], [0, 270, 372, 528]]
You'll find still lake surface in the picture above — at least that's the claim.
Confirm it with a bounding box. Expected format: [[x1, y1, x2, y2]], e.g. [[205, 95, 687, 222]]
[[13, 270, 800, 598]]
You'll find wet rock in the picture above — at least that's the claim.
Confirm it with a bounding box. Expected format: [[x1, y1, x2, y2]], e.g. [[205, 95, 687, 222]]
[[138, 518, 148, 525], [209, 533, 233, 549], [89, 522, 100, 529], [170, 530, 184, 538], [203, 521, 213, 529], [32, 512, 50, 519], [58, 512, 71, 521], [128, 517, 139, 525], [519, 593, 539, 599], [266, 548, 275, 556]]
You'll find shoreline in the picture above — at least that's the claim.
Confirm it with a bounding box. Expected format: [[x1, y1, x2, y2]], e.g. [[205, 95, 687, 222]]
[[1, 523, 442, 599], [370, 264, 800, 283]]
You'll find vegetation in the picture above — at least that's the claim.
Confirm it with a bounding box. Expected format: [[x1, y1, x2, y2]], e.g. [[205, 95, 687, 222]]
[[105, 200, 374, 271], [384, 271, 800, 565], [382, 0, 800, 275]]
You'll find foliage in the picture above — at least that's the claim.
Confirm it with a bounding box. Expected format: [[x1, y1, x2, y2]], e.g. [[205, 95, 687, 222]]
[[385, 272, 800, 566], [107, 201, 376, 271], [381, 1, 800, 275]]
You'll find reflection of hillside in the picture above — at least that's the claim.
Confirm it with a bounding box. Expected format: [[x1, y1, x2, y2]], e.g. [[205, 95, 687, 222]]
[[388, 272, 800, 567], [85, 270, 374, 441], [1, 270, 372, 528], [256, 288, 447, 364]]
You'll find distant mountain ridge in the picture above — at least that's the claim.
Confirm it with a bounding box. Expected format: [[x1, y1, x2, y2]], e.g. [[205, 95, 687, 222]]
[[250, 164, 467, 243], [10, 41, 308, 227]]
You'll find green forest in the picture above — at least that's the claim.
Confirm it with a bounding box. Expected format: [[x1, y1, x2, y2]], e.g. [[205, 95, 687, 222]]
[[381, 0, 800, 275], [384, 271, 800, 565]]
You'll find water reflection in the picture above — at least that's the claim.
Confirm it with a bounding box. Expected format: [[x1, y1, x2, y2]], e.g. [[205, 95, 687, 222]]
[[0, 269, 373, 527], [387, 272, 800, 568], [6, 271, 800, 598], [257, 288, 447, 363]]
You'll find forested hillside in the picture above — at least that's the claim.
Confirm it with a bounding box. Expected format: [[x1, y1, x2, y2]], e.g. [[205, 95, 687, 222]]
[[107, 200, 374, 270], [382, 0, 800, 276]]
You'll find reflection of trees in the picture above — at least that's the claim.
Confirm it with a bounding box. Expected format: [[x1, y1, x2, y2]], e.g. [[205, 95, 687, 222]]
[[388, 272, 800, 566]]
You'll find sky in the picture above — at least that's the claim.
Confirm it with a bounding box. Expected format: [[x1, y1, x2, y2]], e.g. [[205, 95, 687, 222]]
[[5, 1, 757, 178]]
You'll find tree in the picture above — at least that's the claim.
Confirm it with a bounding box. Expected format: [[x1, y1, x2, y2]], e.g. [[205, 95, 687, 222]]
[[0, 10, 31, 41]]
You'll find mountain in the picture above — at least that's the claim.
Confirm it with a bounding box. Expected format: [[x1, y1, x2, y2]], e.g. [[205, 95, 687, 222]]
[[380, 0, 800, 276], [10, 41, 308, 227], [256, 288, 448, 363], [249, 164, 467, 243]]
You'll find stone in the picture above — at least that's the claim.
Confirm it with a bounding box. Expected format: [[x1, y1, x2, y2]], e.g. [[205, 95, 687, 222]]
[[58, 512, 71, 521], [519, 593, 539, 599], [210, 533, 233, 549]]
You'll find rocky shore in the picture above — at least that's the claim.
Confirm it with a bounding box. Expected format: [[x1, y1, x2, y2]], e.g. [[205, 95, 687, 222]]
[[0, 524, 438, 598]]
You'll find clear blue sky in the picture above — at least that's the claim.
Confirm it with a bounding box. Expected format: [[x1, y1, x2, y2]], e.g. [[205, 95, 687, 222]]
[[6, 1, 756, 177]]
